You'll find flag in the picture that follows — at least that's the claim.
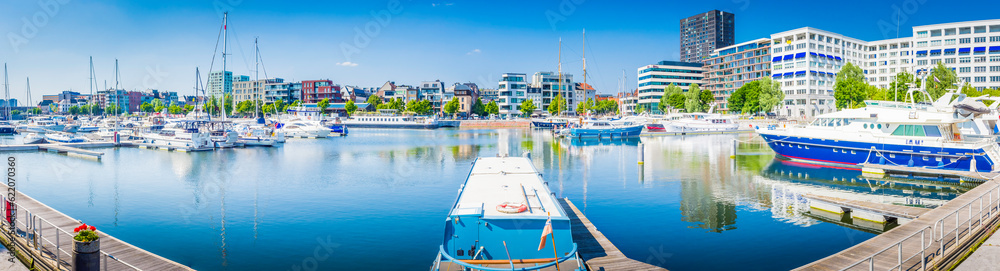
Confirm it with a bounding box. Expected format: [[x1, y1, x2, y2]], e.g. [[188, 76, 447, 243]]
[[538, 217, 552, 250]]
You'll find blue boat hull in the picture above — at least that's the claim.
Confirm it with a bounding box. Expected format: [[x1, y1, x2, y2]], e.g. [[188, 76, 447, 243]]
[[759, 134, 996, 172], [570, 125, 643, 138], [326, 125, 349, 135], [531, 121, 565, 129]]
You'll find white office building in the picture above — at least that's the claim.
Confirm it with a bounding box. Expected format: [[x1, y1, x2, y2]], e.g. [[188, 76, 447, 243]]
[[907, 20, 1000, 91], [769, 27, 867, 118], [531, 72, 574, 111], [636, 61, 704, 113], [498, 73, 528, 117]]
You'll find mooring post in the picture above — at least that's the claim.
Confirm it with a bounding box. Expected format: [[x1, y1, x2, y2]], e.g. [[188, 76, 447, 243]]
[[638, 142, 644, 165]]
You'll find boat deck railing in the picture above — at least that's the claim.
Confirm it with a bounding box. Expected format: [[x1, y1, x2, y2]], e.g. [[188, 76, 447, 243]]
[[837, 183, 1000, 270], [432, 244, 582, 271]]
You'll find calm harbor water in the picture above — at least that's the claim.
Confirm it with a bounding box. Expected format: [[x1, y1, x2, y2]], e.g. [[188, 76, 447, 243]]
[[3, 129, 967, 270]]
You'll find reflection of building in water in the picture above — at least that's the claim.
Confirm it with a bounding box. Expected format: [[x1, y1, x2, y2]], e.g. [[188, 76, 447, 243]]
[[680, 179, 738, 232]]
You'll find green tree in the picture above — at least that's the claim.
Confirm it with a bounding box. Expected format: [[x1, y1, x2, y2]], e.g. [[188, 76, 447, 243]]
[[889, 71, 915, 102], [727, 81, 753, 114], [700, 89, 715, 111], [520, 99, 537, 117], [547, 94, 566, 115], [485, 101, 500, 116], [317, 98, 331, 116], [833, 62, 868, 109], [140, 102, 153, 113], [30, 107, 42, 115], [472, 98, 486, 116], [88, 105, 101, 115], [168, 105, 183, 114], [104, 104, 119, 115], [345, 100, 358, 116], [68, 106, 80, 115], [406, 100, 433, 115], [11, 110, 21, 116], [927, 61, 958, 99], [443, 97, 460, 115], [206, 96, 219, 115], [684, 83, 703, 112], [758, 77, 784, 113], [223, 94, 234, 116], [660, 83, 682, 113], [151, 99, 163, 111], [635, 104, 646, 114], [366, 95, 383, 110], [273, 100, 286, 114], [183, 104, 194, 114]]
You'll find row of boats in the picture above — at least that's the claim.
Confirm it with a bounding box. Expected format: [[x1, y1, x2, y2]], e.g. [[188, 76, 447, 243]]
[[2, 111, 350, 149], [532, 109, 741, 139]]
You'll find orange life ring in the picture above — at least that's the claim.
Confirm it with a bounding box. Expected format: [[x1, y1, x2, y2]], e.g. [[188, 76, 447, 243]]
[[496, 202, 528, 214]]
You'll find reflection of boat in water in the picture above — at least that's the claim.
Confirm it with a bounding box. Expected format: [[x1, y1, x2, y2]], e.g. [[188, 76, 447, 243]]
[[566, 136, 641, 146], [431, 155, 582, 271], [761, 158, 961, 205]]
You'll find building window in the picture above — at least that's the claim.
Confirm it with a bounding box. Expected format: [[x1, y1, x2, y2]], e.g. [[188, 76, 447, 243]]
[[960, 38, 971, 44], [960, 67, 972, 73], [975, 37, 987, 43], [976, 66, 987, 72]]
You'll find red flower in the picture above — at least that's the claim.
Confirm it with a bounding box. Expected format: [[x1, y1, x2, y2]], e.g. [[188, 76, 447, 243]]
[[89, 225, 96, 231]]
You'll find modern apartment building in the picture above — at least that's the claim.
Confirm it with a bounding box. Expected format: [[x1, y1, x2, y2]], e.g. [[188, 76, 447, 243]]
[[208, 71, 233, 98], [530, 71, 574, 111], [769, 27, 867, 118], [680, 10, 735, 63], [497, 73, 528, 117], [636, 61, 704, 113], [862, 37, 913, 90], [301, 79, 342, 103], [420, 80, 447, 111], [233, 76, 266, 104], [702, 38, 772, 112]]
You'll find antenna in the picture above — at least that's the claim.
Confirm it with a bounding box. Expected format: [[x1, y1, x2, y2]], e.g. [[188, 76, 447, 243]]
[[558, 37, 563, 113], [222, 12, 230, 120], [3, 64, 8, 120], [582, 29, 587, 111], [26, 77, 31, 110]]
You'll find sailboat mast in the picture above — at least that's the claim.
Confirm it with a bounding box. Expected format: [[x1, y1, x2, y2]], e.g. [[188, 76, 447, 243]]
[[89, 56, 94, 115], [26, 77, 31, 111], [557, 38, 562, 114], [3, 64, 9, 120], [221, 12, 229, 120], [255, 37, 259, 119], [582, 29, 586, 109]]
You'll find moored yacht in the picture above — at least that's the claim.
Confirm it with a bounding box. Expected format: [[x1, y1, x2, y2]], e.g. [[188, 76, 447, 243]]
[[139, 120, 214, 150], [340, 109, 438, 129], [757, 90, 1000, 173], [569, 119, 643, 138], [431, 155, 583, 271]]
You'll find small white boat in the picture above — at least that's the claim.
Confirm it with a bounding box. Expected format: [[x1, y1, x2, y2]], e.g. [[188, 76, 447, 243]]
[[140, 121, 214, 150], [235, 124, 279, 147], [23, 133, 44, 144], [278, 120, 333, 138], [44, 132, 88, 143]]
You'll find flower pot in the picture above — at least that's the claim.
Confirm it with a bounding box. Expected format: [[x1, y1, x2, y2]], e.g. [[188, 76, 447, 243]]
[[72, 238, 100, 271]]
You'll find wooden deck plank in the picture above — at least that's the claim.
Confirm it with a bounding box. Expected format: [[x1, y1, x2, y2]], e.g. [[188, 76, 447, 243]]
[[559, 198, 667, 271], [803, 194, 931, 219], [1, 184, 193, 271]]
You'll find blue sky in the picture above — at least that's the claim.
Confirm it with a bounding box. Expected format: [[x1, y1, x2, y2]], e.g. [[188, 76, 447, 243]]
[[0, 0, 996, 103]]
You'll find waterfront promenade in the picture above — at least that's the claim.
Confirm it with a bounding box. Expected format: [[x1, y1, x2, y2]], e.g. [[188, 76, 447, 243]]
[[0, 184, 193, 271]]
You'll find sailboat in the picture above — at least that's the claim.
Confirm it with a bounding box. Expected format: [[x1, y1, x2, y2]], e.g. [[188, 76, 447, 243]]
[[236, 37, 278, 147], [0, 64, 16, 135]]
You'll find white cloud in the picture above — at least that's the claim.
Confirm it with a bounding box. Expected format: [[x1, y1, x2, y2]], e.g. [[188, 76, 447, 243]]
[[466, 49, 481, 55], [431, 3, 454, 7], [336, 62, 359, 67]]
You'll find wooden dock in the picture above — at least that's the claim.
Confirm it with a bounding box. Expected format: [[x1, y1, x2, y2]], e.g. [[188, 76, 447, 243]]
[[1, 184, 193, 271], [860, 163, 1000, 183], [1, 142, 115, 160], [803, 194, 931, 220], [559, 198, 667, 271], [796, 181, 1000, 271]]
